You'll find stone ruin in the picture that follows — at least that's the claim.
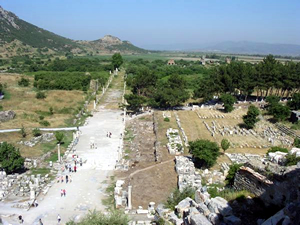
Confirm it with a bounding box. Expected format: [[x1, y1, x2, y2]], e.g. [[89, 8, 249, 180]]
[[114, 180, 128, 209], [226, 153, 262, 164], [174, 113, 188, 147], [166, 128, 183, 155], [0, 170, 52, 209], [201, 120, 261, 143], [0, 110, 15, 122], [234, 157, 300, 208], [200, 164, 229, 185], [157, 187, 241, 225], [162, 112, 171, 119], [231, 158, 300, 224], [175, 156, 202, 192], [114, 180, 156, 225], [258, 125, 293, 147], [18, 133, 55, 147]]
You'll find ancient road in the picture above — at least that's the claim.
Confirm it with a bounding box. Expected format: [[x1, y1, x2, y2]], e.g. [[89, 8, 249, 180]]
[[0, 73, 125, 225]]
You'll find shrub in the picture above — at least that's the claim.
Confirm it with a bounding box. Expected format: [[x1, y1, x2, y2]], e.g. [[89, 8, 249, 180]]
[[221, 139, 230, 153], [0, 142, 25, 174], [32, 128, 42, 137], [291, 121, 300, 130], [39, 115, 44, 120], [36, 91, 46, 99], [55, 131, 65, 144], [285, 153, 300, 166], [0, 105, 3, 111], [294, 138, 300, 148], [39, 120, 50, 127], [66, 210, 129, 225], [20, 125, 26, 138], [225, 163, 242, 186], [189, 139, 220, 168], [164, 117, 170, 122], [267, 146, 289, 154], [165, 187, 195, 210], [49, 107, 54, 115], [18, 77, 30, 87]]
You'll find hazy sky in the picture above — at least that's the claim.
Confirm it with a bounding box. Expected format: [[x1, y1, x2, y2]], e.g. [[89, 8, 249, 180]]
[[1, 0, 300, 48]]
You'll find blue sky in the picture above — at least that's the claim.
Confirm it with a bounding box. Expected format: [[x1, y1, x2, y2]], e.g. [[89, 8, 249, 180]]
[[1, 0, 300, 48]]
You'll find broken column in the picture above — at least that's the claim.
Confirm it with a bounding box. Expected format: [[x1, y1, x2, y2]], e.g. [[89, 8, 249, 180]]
[[128, 185, 132, 210], [57, 144, 61, 163]]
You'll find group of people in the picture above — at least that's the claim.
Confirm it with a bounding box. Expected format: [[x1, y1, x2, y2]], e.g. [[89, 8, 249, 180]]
[[60, 189, 66, 197], [57, 174, 72, 183]]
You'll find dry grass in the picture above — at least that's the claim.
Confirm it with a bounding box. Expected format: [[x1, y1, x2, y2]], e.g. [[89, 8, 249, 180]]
[[177, 108, 270, 155], [0, 73, 85, 129], [129, 160, 177, 208], [0, 130, 71, 158]]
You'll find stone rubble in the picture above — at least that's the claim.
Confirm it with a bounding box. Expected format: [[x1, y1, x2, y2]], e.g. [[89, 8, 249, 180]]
[[157, 187, 241, 225], [174, 112, 188, 147], [175, 156, 202, 192], [18, 133, 55, 147], [0, 110, 16, 122], [225, 153, 262, 164], [166, 128, 183, 155]]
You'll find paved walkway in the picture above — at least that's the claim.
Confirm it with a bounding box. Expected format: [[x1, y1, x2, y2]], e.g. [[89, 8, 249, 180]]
[[0, 75, 125, 225]]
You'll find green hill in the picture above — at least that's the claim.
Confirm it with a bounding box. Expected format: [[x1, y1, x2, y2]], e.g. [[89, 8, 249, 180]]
[[0, 6, 80, 54], [0, 6, 148, 57]]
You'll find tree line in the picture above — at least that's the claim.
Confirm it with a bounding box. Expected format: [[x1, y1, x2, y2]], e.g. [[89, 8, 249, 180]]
[[33, 71, 109, 91], [194, 55, 300, 101], [124, 59, 212, 110]]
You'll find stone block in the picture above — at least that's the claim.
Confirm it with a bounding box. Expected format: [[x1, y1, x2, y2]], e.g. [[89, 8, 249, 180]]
[[195, 189, 210, 203], [190, 214, 212, 225], [168, 212, 183, 225], [176, 197, 194, 217], [197, 202, 211, 216], [208, 213, 220, 225], [207, 197, 232, 217], [224, 215, 241, 225]]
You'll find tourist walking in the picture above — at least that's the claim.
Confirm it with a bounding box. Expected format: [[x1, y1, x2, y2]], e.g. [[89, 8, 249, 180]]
[[63, 189, 66, 197], [61, 175, 64, 183], [57, 214, 61, 224], [39, 218, 43, 225], [74, 165, 77, 173], [18, 215, 24, 224], [69, 174, 72, 183], [60, 189, 63, 197], [66, 175, 69, 183], [68, 164, 72, 172]]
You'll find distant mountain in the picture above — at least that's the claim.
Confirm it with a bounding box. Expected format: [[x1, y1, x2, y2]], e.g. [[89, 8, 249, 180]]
[[0, 6, 148, 57], [78, 35, 148, 54], [142, 41, 300, 56], [202, 41, 300, 56]]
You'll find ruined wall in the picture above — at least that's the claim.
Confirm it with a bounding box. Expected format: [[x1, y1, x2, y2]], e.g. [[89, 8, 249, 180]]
[[234, 166, 273, 197], [234, 165, 300, 208]]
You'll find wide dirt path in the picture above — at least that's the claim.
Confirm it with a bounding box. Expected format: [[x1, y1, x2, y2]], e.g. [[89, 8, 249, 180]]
[[0, 73, 125, 225]]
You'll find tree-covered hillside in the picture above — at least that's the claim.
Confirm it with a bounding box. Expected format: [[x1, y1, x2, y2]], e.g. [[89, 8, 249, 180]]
[[0, 6, 80, 52]]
